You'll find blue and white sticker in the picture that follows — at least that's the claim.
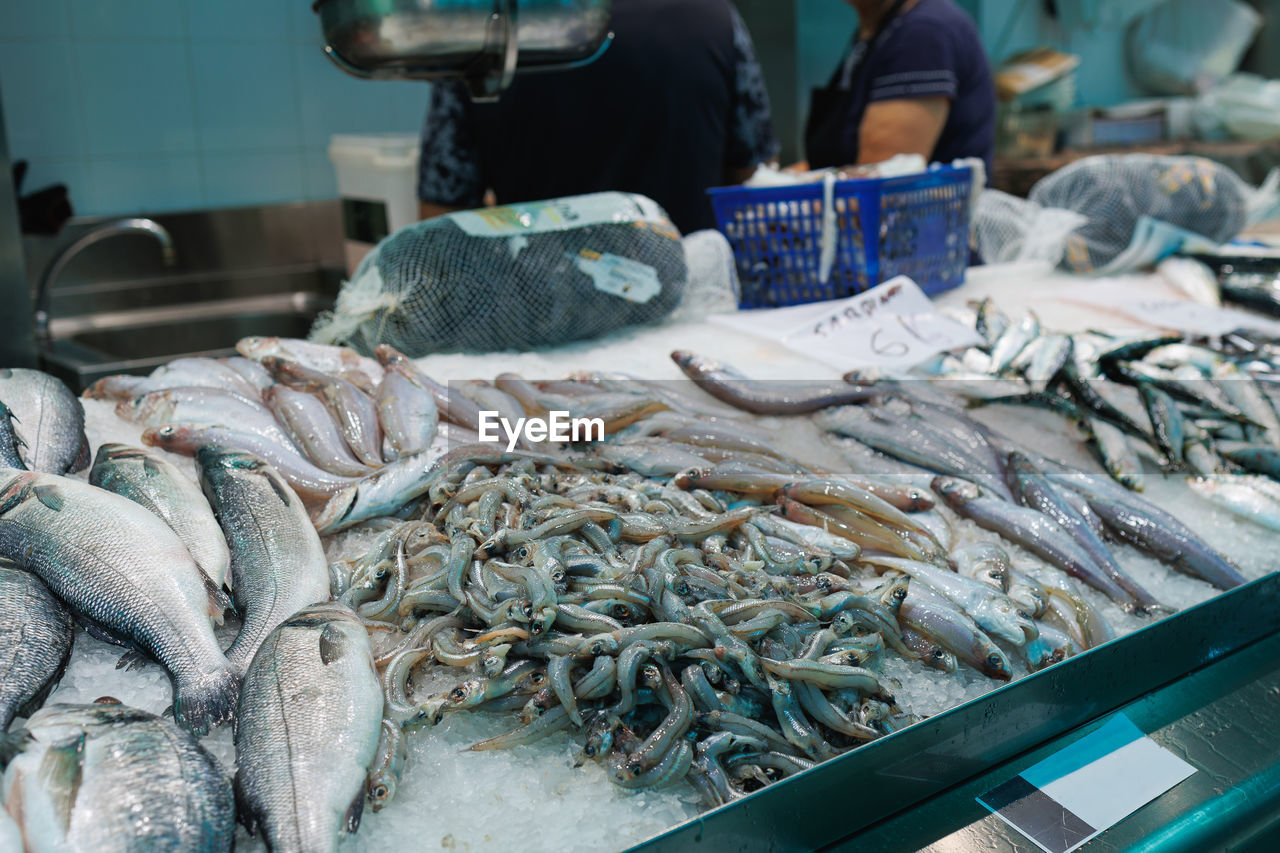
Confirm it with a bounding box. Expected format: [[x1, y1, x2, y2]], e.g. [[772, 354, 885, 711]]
[[977, 714, 1196, 853], [571, 250, 662, 304]]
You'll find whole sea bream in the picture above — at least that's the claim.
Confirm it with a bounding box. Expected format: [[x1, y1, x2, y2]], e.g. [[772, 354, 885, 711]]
[[0, 367, 88, 473], [234, 602, 383, 852], [0, 560, 74, 731], [2, 702, 234, 852], [0, 469, 239, 734], [196, 447, 331, 674], [90, 443, 233, 591]]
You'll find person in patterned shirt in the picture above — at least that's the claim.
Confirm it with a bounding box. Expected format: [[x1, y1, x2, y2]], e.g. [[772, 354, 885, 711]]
[[417, 0, 778, 234]]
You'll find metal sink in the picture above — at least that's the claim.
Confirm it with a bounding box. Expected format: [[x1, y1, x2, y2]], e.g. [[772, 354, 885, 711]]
[[27, 202, 346, 392]]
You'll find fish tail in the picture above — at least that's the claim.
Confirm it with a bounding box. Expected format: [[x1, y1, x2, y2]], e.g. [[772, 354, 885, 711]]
[[174, 665, 241, 736]]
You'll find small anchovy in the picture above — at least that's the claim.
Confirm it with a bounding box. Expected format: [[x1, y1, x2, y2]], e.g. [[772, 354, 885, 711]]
[[1004, 450, 1163, 613], [1137, 384, 1185, 470], [670, 350, 877, 415], [1187, 474, 1280, 532], [899, 582, 1011, 680], [988, 311, 1039, 375], [263, 384, 373, 477], [1039, 459, 1246, 590], [933, 476, 1144, 611], [265, 356, 385, 468]]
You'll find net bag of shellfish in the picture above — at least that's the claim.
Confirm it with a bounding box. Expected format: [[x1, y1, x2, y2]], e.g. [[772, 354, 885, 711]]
[[972, 154, 1275, 274], [311, 192, 689, 356]]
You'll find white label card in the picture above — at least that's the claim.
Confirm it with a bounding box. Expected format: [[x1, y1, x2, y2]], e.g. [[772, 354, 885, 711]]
[[1053, 279, 1280, 337], [710, 276, 981, 371], [977, 714, 1196, 853]]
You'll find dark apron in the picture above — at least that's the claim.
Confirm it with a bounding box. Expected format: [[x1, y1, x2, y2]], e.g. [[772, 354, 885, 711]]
[[804, 0, 911, 169]]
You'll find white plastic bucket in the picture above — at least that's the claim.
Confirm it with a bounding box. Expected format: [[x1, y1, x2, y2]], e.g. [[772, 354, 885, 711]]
[[328, 133, 421, 274]]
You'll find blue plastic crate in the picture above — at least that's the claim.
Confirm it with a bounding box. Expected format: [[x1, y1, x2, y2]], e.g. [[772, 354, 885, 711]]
[[708, 164, 973, 309]]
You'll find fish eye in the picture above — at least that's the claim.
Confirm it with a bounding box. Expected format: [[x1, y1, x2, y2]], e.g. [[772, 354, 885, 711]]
[[531, 673, 546, 684], [514, 547, 528, 560], [932, 649, 945, 660], [449, 687, 468, 702], [584, 743, 597, 756], [627, 762, 643, 777], [986, 653, 1003, 669], [372, 784, 389, 799]]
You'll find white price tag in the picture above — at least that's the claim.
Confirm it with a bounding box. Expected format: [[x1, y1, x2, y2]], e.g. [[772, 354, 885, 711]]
[[776, 277, 983, 370], [1057, 279, 1280, 337]]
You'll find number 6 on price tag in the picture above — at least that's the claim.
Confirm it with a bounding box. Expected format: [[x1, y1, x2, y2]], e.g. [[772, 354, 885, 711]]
[[780, 276, 982, 370]]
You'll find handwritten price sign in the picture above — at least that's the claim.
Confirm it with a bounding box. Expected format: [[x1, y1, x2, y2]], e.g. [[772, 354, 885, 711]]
[[778, 276, 982, 370]]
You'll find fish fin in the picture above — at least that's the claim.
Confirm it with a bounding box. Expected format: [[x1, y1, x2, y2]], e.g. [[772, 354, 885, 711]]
[[115, 649, 152, 672], [200, 571, 233, 625], [80, 621, 130, 648], [234, 778, 260, 835], [343, 789, 365, 834], [0, 727, 32, 768], [0, 478, 35, 516], [69, 433, 90, 474], [318, 623, 350, 665], [263, 468, 295, 506], [142, 456, 165, 477], [173, 666, 240, 736], [33, 484, 65, 512], [38, 732, 85, 835]]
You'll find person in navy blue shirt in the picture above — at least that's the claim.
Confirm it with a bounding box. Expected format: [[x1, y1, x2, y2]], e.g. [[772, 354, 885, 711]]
[[805, 0, 995, 175]]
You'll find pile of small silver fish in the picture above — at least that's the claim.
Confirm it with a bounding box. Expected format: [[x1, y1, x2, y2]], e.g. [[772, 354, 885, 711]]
[[0, 326, 1259, 848], [876, 297, 1280, 534]]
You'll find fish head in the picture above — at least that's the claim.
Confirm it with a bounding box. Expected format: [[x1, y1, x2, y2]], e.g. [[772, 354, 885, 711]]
[[374, 344, 409, 369], [672, 466, 710, 489], [196, 446, 269, 479], [140, 424, 197, 452], [115, 391, 176, 424], [979, 647, 1013, 681], [931, 476, 981, 507]]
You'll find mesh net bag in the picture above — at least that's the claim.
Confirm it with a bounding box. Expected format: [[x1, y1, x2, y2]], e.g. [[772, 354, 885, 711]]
[[312, 192, 688, 356], [973, 154, 1252, 274]]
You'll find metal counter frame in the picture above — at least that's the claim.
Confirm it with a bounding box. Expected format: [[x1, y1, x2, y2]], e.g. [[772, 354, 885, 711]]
[[632, 570, 1280, 852]]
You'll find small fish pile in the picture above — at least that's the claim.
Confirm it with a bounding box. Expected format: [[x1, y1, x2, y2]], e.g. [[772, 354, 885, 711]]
[[867, 298, 1280, 535], [334, 353, 1245, 809]]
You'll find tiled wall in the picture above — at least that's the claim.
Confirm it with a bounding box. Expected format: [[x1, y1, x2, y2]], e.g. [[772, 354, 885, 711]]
[[0, 0, 429, 216]]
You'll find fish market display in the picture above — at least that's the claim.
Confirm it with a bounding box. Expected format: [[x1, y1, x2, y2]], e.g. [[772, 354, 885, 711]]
[[0, 468, 238, 734], [1, 702, 234, 852], [1, 314, 1275, 852], [0, 367, 88, 473], [234, 602, 382, 852], [0, 561, 74, 731]]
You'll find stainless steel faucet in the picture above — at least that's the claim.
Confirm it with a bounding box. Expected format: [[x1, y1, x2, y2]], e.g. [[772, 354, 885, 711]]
[[34, 217, 176, 344]]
